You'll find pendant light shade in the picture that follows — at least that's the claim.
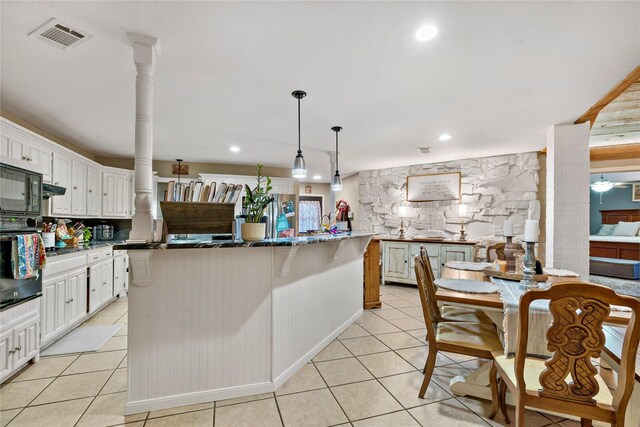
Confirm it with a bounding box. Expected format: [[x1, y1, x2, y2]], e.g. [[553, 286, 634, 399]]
[[291, 90, 307, 178], [331, 126, 343, 191]]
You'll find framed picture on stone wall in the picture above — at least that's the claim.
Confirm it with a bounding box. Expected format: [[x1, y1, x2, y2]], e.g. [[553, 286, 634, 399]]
[[406, 172, 461, 202]]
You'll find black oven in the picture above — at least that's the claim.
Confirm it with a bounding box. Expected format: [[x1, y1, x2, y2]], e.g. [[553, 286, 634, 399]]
[[0, 163, 42, 217], [0, 231, 43, 311]]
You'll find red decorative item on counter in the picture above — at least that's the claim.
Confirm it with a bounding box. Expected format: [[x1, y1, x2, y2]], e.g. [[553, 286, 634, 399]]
[[335, 200, 352, 231]]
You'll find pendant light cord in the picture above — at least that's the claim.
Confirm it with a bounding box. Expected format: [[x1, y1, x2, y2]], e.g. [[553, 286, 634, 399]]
[[297, 98, 302, 154], [335, 131, 339, 174]]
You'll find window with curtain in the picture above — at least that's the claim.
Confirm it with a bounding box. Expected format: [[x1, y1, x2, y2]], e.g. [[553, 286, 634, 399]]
[[299, 199, 322, 232]]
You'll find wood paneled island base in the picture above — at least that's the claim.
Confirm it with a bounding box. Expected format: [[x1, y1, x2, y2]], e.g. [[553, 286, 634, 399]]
[[116, 233, 373, 415]]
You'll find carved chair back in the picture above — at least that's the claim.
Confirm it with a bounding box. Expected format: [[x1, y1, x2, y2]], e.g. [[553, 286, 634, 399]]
[[486, 242, 506, 262], [414, 255, 439, 346], [516, 282, 640, 415], [419, 247, 442, 323]]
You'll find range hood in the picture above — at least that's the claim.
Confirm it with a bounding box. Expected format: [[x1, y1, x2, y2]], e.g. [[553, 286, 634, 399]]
[[42, 183, 66, 198]]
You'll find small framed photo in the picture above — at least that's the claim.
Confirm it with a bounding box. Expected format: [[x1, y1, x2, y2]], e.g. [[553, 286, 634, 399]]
[[633, 183, 640, 202], [305, 184, 313, 194]]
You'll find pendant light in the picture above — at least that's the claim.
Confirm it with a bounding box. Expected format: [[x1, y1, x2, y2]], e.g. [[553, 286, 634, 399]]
[[331, 126, 343, 191], [590, 174, 614, 193], [291, 90, 307, 178]]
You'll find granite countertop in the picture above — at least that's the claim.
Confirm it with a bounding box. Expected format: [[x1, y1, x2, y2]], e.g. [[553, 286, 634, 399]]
[[46, 240, 125, 257], [114, 232, 375, 250]]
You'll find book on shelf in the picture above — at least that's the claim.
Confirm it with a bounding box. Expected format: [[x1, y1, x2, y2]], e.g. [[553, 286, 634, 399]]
[[166, 181, 176, 202], [213, 183, 227, 203], [208, 182, 217, 202]]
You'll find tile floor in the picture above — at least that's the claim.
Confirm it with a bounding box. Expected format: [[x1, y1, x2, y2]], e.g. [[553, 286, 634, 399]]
[[0, 285, 587, 427]]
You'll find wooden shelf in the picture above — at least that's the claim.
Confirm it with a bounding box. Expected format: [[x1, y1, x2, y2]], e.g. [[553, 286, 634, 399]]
[[160, 202, 234, 234]]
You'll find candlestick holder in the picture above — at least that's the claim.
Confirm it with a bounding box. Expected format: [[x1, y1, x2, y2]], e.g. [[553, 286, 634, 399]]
[[519, 241, 544, 290], [504, 236, 525, 271], [398, 217, 406, 240], [458, 221, 467, 241]]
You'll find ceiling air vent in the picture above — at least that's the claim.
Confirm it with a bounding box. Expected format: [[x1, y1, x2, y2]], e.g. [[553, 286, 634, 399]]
[[28, 18, 92, 50]]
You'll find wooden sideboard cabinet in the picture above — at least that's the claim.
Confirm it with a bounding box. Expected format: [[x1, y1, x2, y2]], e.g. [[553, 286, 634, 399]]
[[363, 239, 382, 309], [381, 239, 476, 285]]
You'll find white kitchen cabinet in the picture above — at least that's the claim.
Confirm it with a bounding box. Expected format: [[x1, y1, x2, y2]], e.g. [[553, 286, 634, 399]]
[[27, 141, 53, 183], [87, 165, 101, 217], [52, 151, 73, 215], [0, 135, 26, 162], [41, 273, 68, 344], [381, 240, 476, 285], [0, 299, 40, 383], [113, 253, 128, 297], [71, 160, 88, 216], [89, 262, 102, 314], [1, 135, 53, 183], [67, 268, 87, 326], [101, 259, 114, 304], [102, 171, 128, 217]]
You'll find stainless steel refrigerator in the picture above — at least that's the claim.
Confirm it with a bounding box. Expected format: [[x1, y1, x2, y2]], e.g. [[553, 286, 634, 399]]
[[265, 194, 297, 238]]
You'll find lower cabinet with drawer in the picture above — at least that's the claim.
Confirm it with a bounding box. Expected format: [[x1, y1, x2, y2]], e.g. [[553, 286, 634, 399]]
[[0, 299, 40, 383], [382, 239, 476, 285], [40, 246, 119, 348]]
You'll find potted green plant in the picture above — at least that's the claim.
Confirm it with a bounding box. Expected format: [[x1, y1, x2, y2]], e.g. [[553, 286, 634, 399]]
[[241, 164, 274, 241]]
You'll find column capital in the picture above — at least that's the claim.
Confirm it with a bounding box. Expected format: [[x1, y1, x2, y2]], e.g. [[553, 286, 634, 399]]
[[127, 32, 160, 66]]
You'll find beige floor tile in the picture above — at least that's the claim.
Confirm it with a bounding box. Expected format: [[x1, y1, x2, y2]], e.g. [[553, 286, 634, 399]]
[[408, 398, 487, 427], [98, 335, 128, 352], [215, 392, 274, 407], [405, 328, 428, 344], [0, 378, 53, 410], [149, 402, 214, 419], [338, 323, 371, 340], [399, 307, 425, 318], [214, 398, 282, 427], [31, 370, 112, 405], [371, 308, 411, 320], [76, 391, 146, 427], [7, 397, 92, 427], [430, 365, 471, 390], [331, 379, 402, 421], [341, 336, 390, 356], [111, 422, 144, 427], [385, 299, 419, 308], [386, 317, 425, 331], [395, 346, 455, 370], [8, 355, 78, 382], [374, 331, 425, 350], [357, 318, 402, 335], [313, 340, 352, 362], [357, 351, 415, 378], [275, 363, 326, 396], [62, 350, 127, 375], [114, 324, 128, 336], [352, 410, 421, 426], [378, 371, 451, 409], [459, 358, 492, 371], [84, 314, 122, 325], [145, 408, 213, 426], [315, 358, 374, 386], [0, 409, 20, 427], [100, 367, 127, 394], [441, 351, 480, 364], [277, 388, 347, 427]]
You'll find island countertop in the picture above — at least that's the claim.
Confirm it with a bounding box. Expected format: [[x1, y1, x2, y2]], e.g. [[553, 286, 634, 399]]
[[114, 232, 375, 250]]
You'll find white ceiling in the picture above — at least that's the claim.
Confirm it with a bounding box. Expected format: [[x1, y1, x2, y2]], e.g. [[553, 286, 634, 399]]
[[1, 1, 639, 181]]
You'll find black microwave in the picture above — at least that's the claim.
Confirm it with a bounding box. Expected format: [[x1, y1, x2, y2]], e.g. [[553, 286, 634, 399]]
[[0, 163, 42, 217]]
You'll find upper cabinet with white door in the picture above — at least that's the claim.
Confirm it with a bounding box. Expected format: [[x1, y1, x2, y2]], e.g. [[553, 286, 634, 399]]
[[102, 168, 131, 218], [51, 151, 73, 215], [86, 165, 101, 217], [1, 118, 54, 183], [70, 159, 87, 216]]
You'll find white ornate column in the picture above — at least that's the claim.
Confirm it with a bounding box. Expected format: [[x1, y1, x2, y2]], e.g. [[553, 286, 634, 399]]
[[127, 33, 159, 242]]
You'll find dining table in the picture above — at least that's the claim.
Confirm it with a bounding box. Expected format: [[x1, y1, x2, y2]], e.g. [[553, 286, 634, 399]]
[[434, 276, 639, 425]]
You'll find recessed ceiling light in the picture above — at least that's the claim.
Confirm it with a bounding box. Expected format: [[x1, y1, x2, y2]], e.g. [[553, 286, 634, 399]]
[[313, 175, 322, 180], [438, 133, 452, 141], [415, 24, 438, 42], [229, 146, 240, 152]]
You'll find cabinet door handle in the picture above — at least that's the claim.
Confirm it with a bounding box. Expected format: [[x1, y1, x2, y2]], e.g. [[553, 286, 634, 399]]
[[103, 193, 108, 196], [69, 298, 73, 302], [92, 289, 96, 292], [8, 349, 15, 355], [73, 186, 78, 190], [55, 181, 59, 185], [88, 189, 92, 193], [15, 345, 21, 352]]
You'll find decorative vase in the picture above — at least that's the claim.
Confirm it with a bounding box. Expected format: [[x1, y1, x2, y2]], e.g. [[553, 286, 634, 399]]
[[241, 223, 266, 242]]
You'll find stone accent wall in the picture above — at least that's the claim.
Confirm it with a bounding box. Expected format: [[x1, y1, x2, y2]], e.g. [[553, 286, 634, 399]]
[[357, 152, 540, 243]]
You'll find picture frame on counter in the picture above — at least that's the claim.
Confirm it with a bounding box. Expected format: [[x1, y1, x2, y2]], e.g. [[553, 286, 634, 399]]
[[406, 172, 461, 202]]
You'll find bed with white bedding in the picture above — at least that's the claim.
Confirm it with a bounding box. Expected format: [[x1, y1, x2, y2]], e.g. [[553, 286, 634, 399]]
[[590, 209, 640, 261]]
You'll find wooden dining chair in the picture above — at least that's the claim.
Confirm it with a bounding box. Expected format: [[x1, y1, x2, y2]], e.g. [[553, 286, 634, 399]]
[[488, 282, 640, 426], [419, 246, 491, 324], [486, 242, 506, 262], [414, 254, 504, 398]]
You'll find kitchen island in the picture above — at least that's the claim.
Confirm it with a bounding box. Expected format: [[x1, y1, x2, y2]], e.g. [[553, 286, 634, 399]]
[[114, 232, 373, 414]]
